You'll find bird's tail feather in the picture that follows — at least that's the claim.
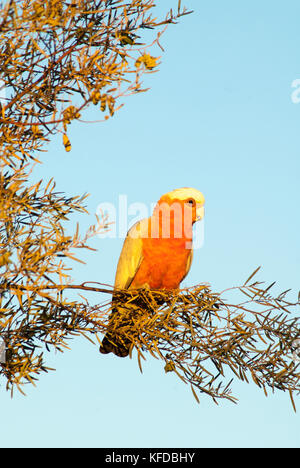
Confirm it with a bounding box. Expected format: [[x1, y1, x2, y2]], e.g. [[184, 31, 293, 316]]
[[100, 302, 139, 358], [99, 332, 130, 358]]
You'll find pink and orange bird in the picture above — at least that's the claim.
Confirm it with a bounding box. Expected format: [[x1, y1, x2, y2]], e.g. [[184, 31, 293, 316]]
[[100, 187, 205, 357]]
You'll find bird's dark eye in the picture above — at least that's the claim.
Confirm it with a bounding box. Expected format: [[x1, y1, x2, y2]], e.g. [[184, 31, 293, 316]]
[[187, 199, 195, 206]]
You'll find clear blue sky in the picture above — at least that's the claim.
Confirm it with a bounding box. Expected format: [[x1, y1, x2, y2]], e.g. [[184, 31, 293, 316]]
[[1, 0, 300, 448]]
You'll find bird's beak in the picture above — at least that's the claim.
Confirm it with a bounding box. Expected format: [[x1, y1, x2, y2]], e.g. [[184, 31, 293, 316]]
[[196, 204, 205, 221]]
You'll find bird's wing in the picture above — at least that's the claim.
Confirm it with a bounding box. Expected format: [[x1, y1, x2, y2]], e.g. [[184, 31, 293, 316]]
[[100, 220, 147, 357], [114, 219, 148, 290], [181, 248, 194, 284]]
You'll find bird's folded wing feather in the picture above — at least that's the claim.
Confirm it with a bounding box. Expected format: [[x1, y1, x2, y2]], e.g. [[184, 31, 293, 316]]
[[114, 218, 148, 290], [181, 248, 193, 284]]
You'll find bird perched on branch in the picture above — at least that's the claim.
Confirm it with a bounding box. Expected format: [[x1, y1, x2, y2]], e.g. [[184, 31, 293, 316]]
[[100, 187, 205, 357]]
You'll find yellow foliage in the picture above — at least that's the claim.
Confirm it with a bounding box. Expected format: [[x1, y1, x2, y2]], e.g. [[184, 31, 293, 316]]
[[0, 1, 193, 395], [0, 252, 11, 266], [164, 360, 175, 373], [135, 54, 159, 70], [91, 91, 101, 105], [63, 133, 71, 152]]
